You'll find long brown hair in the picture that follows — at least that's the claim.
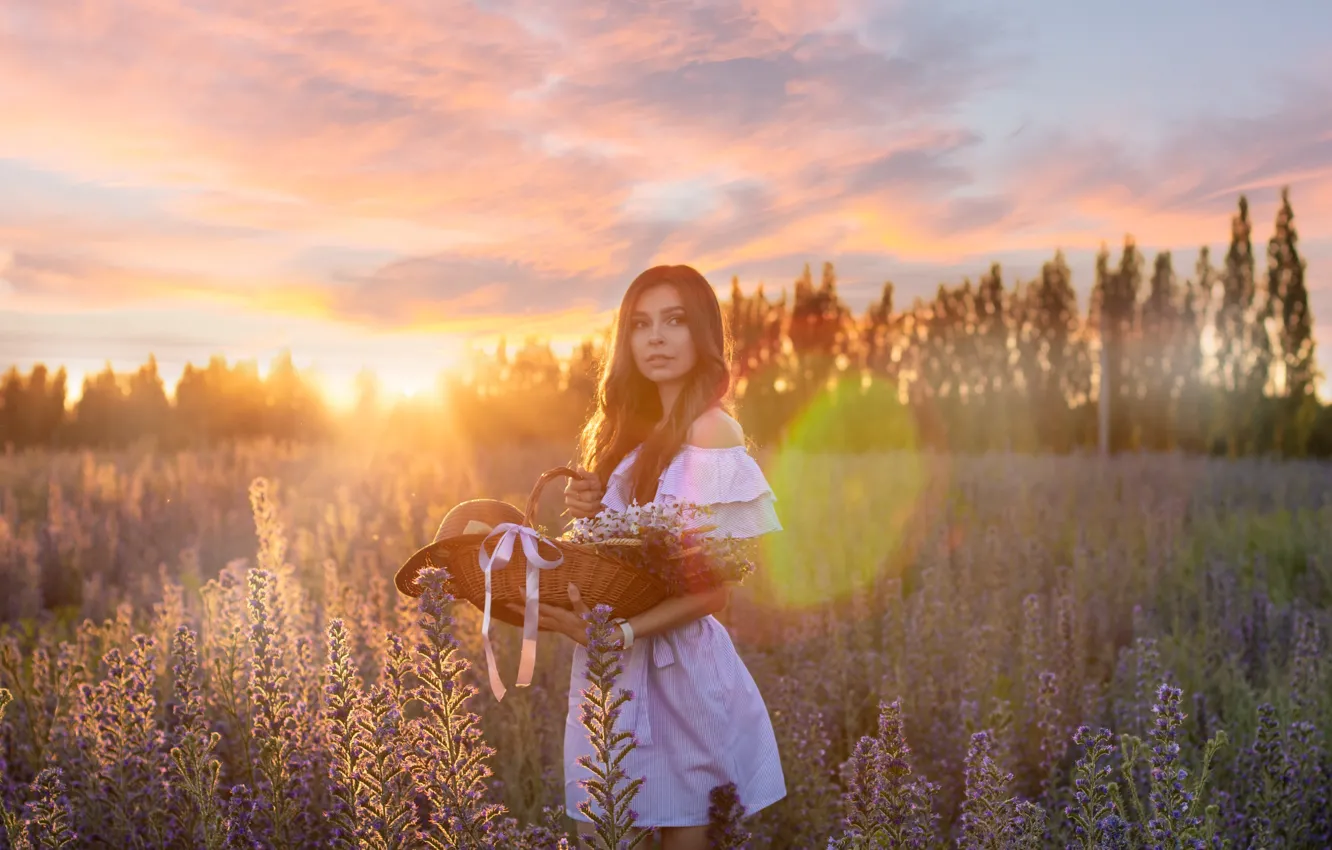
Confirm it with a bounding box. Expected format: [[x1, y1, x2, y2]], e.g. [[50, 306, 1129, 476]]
[[576, 264, 735, 505]]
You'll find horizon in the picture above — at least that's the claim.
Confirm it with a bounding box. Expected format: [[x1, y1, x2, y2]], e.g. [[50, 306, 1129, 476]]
[[8, 236, 1331, 410]]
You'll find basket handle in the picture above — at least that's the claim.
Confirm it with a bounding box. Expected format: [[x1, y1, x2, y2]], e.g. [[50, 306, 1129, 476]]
[[524, 466, 580, 528]]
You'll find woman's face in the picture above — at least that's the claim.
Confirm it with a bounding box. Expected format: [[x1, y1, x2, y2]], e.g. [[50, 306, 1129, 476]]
[[629, 283, 696, 384]]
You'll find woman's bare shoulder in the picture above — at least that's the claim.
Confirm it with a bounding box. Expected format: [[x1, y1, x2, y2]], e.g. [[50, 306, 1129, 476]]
[[685, 406, 745, 448]]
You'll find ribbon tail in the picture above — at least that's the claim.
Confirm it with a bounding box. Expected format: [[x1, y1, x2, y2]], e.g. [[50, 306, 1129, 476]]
[[515, 538, 541, 687], [481, 559, 507, 701], [479, 529, 517, 701], [482, 632, 506, 701], [516, 532, 565, 688]]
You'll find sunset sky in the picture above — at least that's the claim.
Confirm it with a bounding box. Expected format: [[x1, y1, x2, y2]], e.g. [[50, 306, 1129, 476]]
[[2, 0, 1330, 406]]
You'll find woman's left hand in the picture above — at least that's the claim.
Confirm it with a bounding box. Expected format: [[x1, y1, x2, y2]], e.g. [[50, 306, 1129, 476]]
[[504, 582, 591, 646]]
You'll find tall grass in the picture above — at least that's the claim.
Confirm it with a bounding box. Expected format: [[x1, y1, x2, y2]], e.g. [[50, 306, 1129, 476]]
[[0, 439, 1329, 847]]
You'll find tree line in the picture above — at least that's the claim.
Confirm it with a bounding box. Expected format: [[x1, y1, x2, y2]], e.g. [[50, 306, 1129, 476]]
[[2, 188, 1328, 457]]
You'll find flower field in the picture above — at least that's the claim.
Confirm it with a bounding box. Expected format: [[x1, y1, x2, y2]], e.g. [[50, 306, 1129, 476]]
[[0, 440, 1329, 848]]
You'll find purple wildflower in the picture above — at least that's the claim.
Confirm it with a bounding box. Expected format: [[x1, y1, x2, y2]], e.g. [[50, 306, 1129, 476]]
[[959, 730, 1013, 848], [200, 561, 257, 791], [352, 682, 417, 848], [1034, 671, 1063, 801], [1, 687, 16, 843], [762, 674, 840, 847], [247, 568, 302, 847], [1096, 813, 1130, 849], [168, 625, 227, 849], [1064, 726, 1119, 850], [706, 782, 750, 849], [1283, 719, 1328, 844], [84, 634, 172, 846], [486, 805, 573, 849], [1143, 684, 1224, 849], [1002, 798, 1047, 849], [1146, 684, 1193, 845], [1133, 639, 1164, 738], [222, 784, 264, 850], [19, 766, 79, 848], [837, 736, 882, 841], [984, 698, 1016, 782], [407, 566, 506, 846], [833, 699, 937, 848], [1288, 612, 1323, 719], [323, 618, 366, 848], [573, 602, 646, 850], [1233, 701, 1325, 846]]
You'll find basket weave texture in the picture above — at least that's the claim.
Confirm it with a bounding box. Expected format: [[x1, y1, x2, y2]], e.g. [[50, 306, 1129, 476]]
[[395, 467, 671, 627]]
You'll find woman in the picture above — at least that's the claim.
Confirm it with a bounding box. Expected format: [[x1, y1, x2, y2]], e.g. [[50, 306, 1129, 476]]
[[525, 264, 786, 849]]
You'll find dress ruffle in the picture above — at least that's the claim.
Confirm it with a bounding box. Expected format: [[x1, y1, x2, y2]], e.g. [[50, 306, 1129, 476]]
[[602, 444, 782, 539]]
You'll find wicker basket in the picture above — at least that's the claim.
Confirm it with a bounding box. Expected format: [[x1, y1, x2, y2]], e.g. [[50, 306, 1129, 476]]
[[394, 467, 672, 627]]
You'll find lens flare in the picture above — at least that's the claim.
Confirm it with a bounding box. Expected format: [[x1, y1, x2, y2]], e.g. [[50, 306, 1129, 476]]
[[752, 373, 947, 611]]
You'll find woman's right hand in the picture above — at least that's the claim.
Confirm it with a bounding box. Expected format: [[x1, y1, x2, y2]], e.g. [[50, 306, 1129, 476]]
[[563, 467, 605, 519]]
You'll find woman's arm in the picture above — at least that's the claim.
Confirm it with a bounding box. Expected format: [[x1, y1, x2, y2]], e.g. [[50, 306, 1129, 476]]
[[515, 582, 730, 647], [620, 583, 729, 642]]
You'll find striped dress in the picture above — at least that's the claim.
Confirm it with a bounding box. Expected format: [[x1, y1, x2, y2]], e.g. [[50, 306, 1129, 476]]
[[564, 443, 787, 827]]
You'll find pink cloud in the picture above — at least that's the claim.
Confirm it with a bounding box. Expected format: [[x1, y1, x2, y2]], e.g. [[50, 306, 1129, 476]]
[[1, 0, 1022, 310], [984, 76, 1332, 256]]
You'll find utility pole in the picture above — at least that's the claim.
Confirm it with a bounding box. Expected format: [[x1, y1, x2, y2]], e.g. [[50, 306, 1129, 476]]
[[1098, 307, 1109, 455]]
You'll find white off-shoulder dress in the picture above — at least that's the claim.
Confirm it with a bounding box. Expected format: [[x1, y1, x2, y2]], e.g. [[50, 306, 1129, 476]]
[[564, 443, 787, 827]]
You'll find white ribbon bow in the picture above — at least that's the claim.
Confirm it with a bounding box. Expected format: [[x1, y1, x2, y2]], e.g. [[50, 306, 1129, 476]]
[[477, 522, 564, 701]]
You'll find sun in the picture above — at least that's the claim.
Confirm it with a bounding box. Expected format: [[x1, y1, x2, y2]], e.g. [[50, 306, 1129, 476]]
[[381, 371, 435, 400], [312, 347, 467, 412]]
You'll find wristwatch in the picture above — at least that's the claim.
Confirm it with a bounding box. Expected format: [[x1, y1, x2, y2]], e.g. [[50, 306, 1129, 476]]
[[612, 617, 634, 649]]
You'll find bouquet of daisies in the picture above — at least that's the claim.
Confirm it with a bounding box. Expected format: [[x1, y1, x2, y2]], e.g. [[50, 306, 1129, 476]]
[[562, 500, 760, 595]]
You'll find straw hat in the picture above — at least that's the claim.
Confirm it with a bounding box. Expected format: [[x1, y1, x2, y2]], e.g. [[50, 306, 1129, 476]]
[[395, 497, 524, 586]]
